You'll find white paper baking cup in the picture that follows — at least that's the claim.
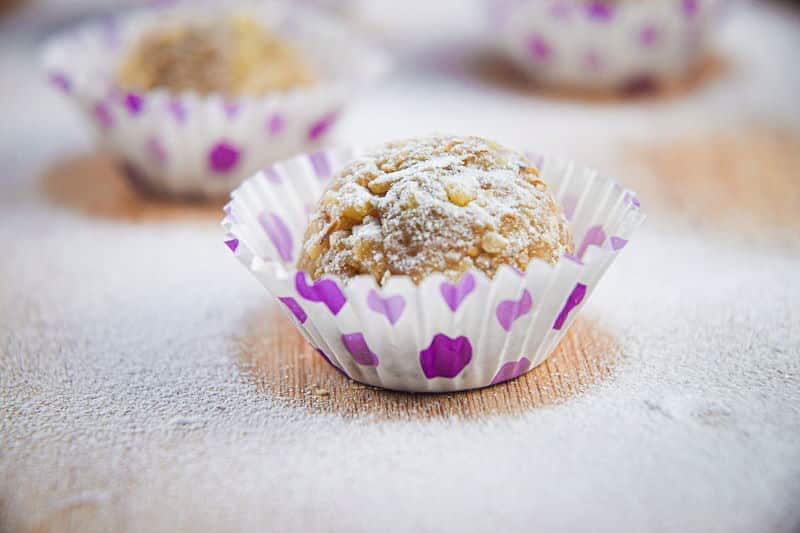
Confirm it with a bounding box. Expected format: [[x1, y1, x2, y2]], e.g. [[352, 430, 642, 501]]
[[41, 0, 389, 200], [222, 147, 644, 392], [489, 0, 726, 91]]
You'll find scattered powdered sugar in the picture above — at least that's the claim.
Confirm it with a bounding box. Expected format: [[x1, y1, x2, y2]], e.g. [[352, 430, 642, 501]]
[[1, 195, 799, 533], [2, 2, 800, 532], [297, 135, 572, 284]]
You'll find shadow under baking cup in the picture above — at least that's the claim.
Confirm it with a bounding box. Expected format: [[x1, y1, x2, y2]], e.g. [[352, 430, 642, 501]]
[[40, 152, 224, 221], [235, 304, 618, 420], [464, 51, 728, 103]]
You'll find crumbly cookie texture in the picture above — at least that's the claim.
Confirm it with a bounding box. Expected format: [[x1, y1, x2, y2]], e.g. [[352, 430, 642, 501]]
[[117, 14, 315, 95], [297, 135, 574, 285]]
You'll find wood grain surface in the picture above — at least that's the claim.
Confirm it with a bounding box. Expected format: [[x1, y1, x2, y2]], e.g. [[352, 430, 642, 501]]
[[38, 127, 800, 422], [237, 308, 617, 420], [630, 126, 800, 242], [40, 153, 223, 222], [4, 3, 800, 531]]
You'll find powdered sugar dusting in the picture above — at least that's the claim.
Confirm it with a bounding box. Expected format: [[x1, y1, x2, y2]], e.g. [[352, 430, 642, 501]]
[[1, 207, 798, 532], [298, 135, 572, 284], [2, 2, 800, 531]]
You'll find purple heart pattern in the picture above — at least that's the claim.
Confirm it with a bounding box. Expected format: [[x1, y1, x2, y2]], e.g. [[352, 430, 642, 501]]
[[367, 290, 406, 325], [491, 357, 532, 385], [278, 296, 307, 324], [553, 283, 587, 330], [341, 333, 379, 366], [420, 334, 473, 379], [258, 212, 293, 263], [440, 273, 476, 312], [496, 290, 533, 331], [577, 225, 606, 259], [295, 272, 346, 315]]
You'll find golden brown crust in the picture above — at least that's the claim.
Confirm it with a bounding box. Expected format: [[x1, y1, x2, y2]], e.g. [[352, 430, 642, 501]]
[[116, 14, 315, 96], [297, 135, 574, 285]]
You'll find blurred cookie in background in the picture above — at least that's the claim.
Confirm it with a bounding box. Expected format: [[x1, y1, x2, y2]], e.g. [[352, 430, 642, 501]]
[[117, 12, 316, 96], [42, 1, 389, 200], [488, 0, 728, 98]]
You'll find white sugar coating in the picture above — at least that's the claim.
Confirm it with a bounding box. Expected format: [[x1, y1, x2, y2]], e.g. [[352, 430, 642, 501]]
[[298, 135, 573, 285], [3, 2, 800, 532]]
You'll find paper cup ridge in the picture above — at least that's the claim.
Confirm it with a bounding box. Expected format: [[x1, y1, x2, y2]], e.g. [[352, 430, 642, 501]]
[[223, 147, 644, 392]]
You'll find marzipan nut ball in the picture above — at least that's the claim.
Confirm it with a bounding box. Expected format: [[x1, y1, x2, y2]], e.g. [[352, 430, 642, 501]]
[[298, 135, 574, 285]]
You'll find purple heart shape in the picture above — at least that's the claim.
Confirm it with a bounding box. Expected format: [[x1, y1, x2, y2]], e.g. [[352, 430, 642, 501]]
[[639, 25, 660, 47], [224, 238, 238, 253], [561, 194, 578, 221], [258, 212, 293, 263], [419, 333, 472, 379], [526, 34, 552, 62], [585, 1, 614, 21], [490, 357, 532, 385], [263, 167, 281, 184], [440, 273, 476, 312], [208, 141, 241, 173], [553, 283, 587, 330], [624, 192, 641, 208], [367, 290, 406, 325], [93, 102, 113, 130], [610, 236, 628, 250], [278, 296, 307, 324], [563, 253, 583, 265], [48, 72, 71, 93], [223, 204, 237, 223], [307, 111, 338, 141], [309, 151, 331, 179], [125, 92, 143, 115], [295, 272, 346, 315], [101, 14, 119, 47], [341, 333, 379, 366], [577, 225, 606, 259], [223, 101, 240, 118], [266, 113, 285, 136], [550, 2, 572, 18], [146, 136, 167, 164], [496, 290, 533, 332], [168, 99, 187, 122]]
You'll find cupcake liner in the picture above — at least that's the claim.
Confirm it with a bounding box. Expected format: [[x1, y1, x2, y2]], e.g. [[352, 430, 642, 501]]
[[489, 0, 726, 91], [41, 0, 389, 200], [222, 147, 644, 392]]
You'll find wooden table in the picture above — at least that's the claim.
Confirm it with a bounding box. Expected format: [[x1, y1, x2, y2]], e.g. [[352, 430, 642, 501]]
[[2, 2, 799, 532]]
